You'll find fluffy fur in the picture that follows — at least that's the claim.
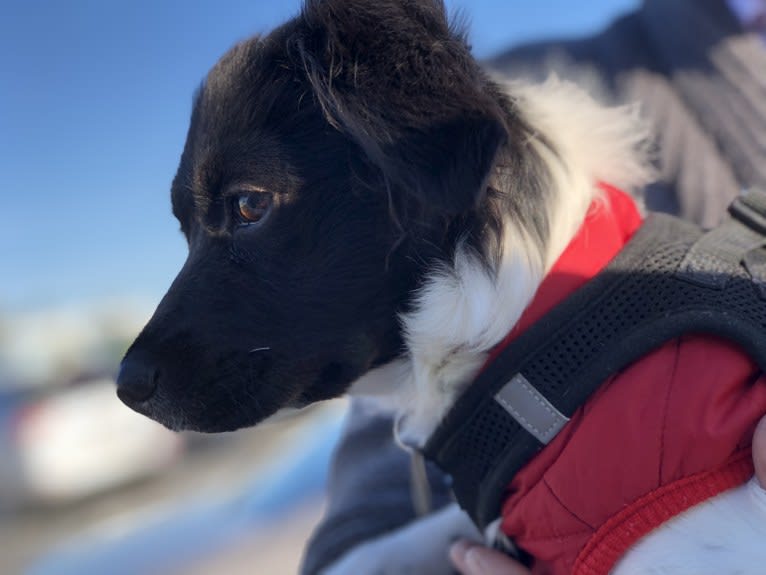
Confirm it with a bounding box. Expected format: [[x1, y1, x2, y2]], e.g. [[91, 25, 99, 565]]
[[116, 1, 765, 573], [378, 76, 653, 447]]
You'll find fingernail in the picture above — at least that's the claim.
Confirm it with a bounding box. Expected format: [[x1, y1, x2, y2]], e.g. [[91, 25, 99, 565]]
[[449, 539, 473, 565], [465, 547, 486, 574]]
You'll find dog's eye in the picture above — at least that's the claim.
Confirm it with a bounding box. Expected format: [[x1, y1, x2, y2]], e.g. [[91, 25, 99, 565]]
[[237, 193, 272, 225]]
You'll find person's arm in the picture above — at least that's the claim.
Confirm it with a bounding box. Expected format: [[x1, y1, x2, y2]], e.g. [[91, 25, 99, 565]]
[[300, 399, 454, 575]]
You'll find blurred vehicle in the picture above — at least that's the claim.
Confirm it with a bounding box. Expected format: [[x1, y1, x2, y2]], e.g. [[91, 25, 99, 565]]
[[0, 377, 183, 510], [24, 404, 345, 575]]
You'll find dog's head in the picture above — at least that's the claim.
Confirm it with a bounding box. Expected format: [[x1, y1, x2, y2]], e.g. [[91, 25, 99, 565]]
[[117, 0, 527, 432]]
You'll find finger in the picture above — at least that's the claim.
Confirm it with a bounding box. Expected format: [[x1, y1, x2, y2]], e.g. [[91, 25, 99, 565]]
[[753, 415, 766, 488], [449, 540, 530, 575], [449, 539, 474, 573]]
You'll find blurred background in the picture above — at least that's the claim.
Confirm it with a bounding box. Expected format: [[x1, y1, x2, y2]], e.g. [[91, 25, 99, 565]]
[[0, 1, 637, 574]]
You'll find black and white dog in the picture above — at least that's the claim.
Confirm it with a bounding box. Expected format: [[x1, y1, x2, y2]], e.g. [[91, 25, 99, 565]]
[[117, 1, 766, 573]]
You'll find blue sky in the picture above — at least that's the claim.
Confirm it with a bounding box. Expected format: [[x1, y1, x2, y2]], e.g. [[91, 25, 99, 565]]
[[0, 0, 638, 313]]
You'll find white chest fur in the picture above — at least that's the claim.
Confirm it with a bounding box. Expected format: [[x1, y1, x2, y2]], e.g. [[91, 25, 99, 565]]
[[612, 479, 766, 575]]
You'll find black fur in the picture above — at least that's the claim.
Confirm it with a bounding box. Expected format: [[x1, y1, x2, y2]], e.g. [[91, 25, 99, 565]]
[[117, 0, 550, 432]]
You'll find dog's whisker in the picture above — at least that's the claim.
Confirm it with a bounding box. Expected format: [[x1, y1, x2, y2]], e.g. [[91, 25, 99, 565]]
[[249, 346, 271, 353]]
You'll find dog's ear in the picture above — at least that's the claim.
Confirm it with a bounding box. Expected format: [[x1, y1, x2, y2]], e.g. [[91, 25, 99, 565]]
[[294, 0, 507, 215]]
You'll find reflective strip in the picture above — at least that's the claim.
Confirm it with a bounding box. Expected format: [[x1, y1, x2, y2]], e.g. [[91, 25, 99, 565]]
[[494, 373, 569, 444]]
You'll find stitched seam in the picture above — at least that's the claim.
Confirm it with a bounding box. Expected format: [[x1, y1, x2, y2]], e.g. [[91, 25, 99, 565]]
[[658, 338, 682, 486], [508, 482, 594, 546], [543, 476, 597, 530]]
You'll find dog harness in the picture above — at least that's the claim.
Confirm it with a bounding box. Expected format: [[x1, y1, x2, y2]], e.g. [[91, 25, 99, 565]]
[[423, 185, 766, 575]]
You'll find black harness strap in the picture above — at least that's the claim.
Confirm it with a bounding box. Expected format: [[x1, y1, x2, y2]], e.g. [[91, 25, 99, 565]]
[[423, 189, 766, 530]]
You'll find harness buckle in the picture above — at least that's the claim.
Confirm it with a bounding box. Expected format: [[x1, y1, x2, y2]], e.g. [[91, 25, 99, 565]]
[[729, 188, 766, 236]]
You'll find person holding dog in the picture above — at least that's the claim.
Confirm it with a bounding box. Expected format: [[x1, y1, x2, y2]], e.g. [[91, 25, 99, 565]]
[[301, 0, 766, 573]]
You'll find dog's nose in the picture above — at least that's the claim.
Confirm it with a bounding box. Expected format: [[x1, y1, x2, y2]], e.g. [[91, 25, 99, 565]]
[[116, 354, 159, 405]]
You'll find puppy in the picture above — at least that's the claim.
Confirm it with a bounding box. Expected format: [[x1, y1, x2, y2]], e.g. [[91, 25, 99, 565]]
[[117, 1, 766, 573]]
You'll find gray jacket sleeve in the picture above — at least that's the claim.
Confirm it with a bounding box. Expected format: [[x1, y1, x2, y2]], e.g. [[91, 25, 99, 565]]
[[300, 400, 453, 575]]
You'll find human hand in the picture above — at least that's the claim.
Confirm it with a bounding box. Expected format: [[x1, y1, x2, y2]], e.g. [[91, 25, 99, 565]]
[[450, 415, 766, 575], [449, 540, 530, 575]]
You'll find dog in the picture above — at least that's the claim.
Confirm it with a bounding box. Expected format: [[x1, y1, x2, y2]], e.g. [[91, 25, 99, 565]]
[[117, 1, 766, 573]]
